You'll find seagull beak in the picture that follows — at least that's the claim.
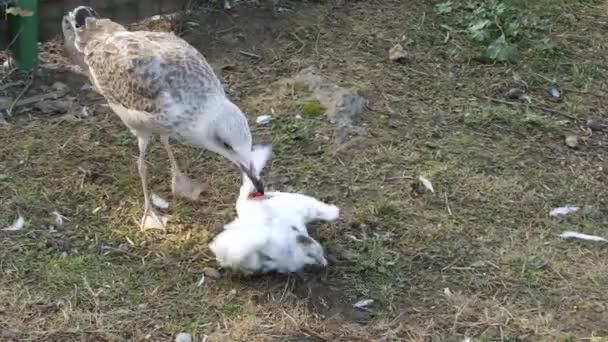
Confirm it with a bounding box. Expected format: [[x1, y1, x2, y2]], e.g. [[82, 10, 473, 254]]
[[238, 162, 264, 194]]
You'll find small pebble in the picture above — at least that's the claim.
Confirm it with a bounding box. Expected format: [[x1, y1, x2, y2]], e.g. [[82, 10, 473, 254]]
[[175, 333, 192, 342], [586, 119, 603, 132], [565, 135, 578, 148], [203, 267, 221, 279], [547, 85, 562, 100], [504, 88, 524, 99]]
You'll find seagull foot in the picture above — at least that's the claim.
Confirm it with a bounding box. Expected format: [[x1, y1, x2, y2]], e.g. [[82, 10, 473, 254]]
[[139, 209, 169, 232]]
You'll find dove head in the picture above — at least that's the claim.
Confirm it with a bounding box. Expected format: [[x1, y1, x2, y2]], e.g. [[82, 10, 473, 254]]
[[238, 144, 272, 200], [292, 234, 328, 269]]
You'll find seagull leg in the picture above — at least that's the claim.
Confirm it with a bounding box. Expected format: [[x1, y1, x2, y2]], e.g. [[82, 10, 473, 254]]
[[137, 135, 167, 232], [160, 135, 205, 201]]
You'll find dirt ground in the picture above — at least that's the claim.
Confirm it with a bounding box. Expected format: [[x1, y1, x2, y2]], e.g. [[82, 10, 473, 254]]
[[2, 0, 608, 340]]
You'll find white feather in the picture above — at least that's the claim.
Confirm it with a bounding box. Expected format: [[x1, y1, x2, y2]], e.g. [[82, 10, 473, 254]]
[[559, 231, 607, 242], [3, 214, 25, 231], [255, 115, 272, 125], [549, 206, 579, 218], [419, 176, 434, 193], [151, 193, 170, 209]]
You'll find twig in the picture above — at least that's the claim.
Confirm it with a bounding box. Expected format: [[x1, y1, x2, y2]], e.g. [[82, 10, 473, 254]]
[[402, 66, 432, 77], [444, 192, 453, 215], [0, 80, 24, 91], [7, 76, 34, 116], [0, 66, 17, 85], [2, 89, 68, 113], [476, 95, 581, 122], [290, 32, 306, 54], [300, 327, 328, 342], [314, 27, 321, 57], [217, 26, 236, 34], [239, 50, 262, 59]]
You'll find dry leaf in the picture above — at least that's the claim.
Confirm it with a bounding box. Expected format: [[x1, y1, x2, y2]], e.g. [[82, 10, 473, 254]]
[[418, 176, 434, 193], [389, 43, 409, 63]]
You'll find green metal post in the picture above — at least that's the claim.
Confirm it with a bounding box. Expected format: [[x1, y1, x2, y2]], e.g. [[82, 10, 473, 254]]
[[8, 0, 39, 71]]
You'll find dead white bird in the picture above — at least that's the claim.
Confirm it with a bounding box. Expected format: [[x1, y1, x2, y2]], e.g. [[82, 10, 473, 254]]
[[209, 145, 339, 274], [62, 7, 265, 231]]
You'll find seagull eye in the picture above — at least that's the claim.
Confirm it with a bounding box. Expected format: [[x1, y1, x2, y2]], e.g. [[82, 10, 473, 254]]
[[215, 135, 233, 151]]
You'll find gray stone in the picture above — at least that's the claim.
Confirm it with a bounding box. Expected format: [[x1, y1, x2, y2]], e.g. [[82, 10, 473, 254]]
[[292, 66, 367, 142]]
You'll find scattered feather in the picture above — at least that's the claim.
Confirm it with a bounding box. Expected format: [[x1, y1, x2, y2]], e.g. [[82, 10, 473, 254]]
[[52, 211, 68, 226], [549, 206, 579, 218], [81, 106, 90, 118], [175, 332, 193, 342], [92, 206, 102, 214], [196, 274, 205, 287], [256, 115, 272, 125], [443, 287, 452, 297], [3, 214, 24, 231], [151, 193, 169, 209], [347, 234, 362, 242], [547, 85, 561, 99], [418, 176, 435, 193], [353, 299, 374, 310], [565, 135, 578, 148], [81, 83, 95, 91], [559, 231, 607, 242]]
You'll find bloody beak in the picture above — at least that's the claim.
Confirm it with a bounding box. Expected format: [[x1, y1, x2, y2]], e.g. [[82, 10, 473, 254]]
[[238, 163, 264, 195]]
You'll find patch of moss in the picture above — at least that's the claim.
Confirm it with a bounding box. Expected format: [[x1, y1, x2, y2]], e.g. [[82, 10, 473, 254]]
[[298, 100, 326, 117]]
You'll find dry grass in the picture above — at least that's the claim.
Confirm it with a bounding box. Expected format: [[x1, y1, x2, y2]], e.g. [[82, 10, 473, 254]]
[[2, 0, 608, 340]]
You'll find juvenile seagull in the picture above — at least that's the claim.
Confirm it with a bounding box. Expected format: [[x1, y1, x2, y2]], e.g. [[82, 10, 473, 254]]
[[63, 6, 265, 231]]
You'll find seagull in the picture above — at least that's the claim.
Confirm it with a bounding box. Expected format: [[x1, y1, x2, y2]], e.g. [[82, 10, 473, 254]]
[[62, 6, 265, 231]]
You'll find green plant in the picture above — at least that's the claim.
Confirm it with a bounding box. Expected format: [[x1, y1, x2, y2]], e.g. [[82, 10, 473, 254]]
[[298, 100, 326, 117], [435, 0, 550, 62]]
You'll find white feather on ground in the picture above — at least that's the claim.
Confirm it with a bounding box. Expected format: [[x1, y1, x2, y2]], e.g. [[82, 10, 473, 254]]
[[3, 214, 25, 231], [550, 206, 579, 218], [209, 145, 340, 274], [559, 231, 607, 242]]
